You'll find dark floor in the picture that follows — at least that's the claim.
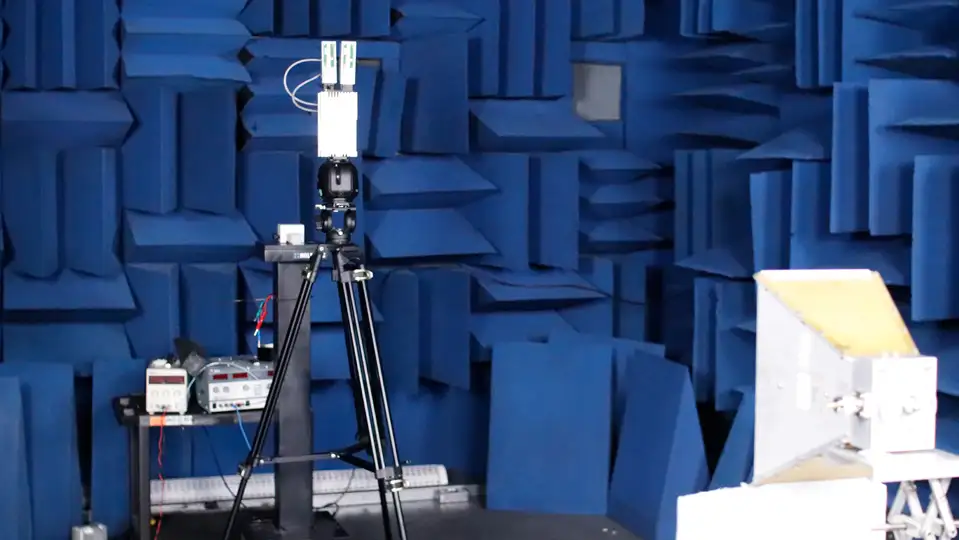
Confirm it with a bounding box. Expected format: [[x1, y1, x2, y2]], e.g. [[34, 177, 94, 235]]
[[156, 501, 639, 540], [340, 502, 638, 540]]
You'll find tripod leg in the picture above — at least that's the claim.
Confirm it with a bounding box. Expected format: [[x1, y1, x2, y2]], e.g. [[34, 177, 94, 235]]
[[337, 278, 395, 540], [220, 249, 323, 540], [337, 289, 372, 440], [355, 280, 404, 469], [356, 279, 409, 540], [355, 315, 398, 540], [377, 482, 393, 538], [362, 338, 397, 539], [360, 317, 388, 433]]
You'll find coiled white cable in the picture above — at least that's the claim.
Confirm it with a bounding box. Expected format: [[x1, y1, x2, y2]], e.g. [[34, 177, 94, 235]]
[[283, 58, 323, 113]]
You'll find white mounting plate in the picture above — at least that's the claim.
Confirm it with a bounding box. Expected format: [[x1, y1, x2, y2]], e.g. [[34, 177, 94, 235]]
[[865, 449, 959, 483]]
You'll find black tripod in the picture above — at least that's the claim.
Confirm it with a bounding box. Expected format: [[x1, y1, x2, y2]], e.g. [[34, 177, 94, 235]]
[[220, 158, 409, 540]]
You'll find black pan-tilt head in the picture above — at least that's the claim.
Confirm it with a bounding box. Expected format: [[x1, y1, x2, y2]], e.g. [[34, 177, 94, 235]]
[[317, 158, 359, 207], [316, 158, 358, 244]]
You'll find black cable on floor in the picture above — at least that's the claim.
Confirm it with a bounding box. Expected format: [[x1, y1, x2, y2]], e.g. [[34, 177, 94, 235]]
[[201, 427, 247, 510]]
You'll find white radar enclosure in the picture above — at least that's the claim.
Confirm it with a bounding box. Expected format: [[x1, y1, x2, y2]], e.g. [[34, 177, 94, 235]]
[[316, 40, 358, 160]]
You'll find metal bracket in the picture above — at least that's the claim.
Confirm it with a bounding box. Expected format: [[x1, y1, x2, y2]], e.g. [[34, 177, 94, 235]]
[[889, 479, 958, 540]]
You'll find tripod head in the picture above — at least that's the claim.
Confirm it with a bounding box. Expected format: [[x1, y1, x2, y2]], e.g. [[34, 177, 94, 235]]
[[316, 158, 357, 244]]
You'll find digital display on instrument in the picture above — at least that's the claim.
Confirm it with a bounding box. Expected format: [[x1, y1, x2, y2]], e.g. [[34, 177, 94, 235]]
[[148, 375, 186, 385]]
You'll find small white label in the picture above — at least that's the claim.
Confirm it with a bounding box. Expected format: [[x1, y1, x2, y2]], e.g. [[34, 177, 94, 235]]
[[166, 415, 194, 426], [796, 372, 812, 410]]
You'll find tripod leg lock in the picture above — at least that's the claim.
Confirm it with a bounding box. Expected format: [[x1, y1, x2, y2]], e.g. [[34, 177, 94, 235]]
[[237, 462, 254, 479], [375, 466, 406, 493], [340, 268, 372, 282], [385, 477, 405, 493]]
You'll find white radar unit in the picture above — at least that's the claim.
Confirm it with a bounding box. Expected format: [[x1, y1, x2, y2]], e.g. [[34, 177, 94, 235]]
[[316, 40, 358, 160]]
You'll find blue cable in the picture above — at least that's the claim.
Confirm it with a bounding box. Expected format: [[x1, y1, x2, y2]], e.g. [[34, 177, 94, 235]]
[[235, 407, 252, 450]]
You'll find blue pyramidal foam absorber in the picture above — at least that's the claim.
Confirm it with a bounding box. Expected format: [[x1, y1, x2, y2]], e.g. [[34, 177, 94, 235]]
[[416, 268, 472, 389], [609, 352, 709, 540], [713, 280, 756, 412], [119, 0, 250, 84], [3, 323, 132, 375], [470, 311, 577, 363], [486, 340, 613, 514], [709, 388, 755, 489], [547, 328, 667, 434], [372, 270, 421, 394], [181, 263, 239, 356], [0, 363, 83, 537], [90, 358, 149, 535], [691, 276, 719, 403], [0, 377, 32, 539], [125, 263, 180, 359], [912, 155, 959, 322]]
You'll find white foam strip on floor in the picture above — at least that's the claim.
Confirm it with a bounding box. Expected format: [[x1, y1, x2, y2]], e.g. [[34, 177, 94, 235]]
[[151, 484, 479, 515], [150, 464, 449, 506]]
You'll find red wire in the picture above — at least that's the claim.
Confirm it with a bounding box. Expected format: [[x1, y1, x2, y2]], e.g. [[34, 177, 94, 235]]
[[254, 294, 273, 334], [154, 411, 166, 540]]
